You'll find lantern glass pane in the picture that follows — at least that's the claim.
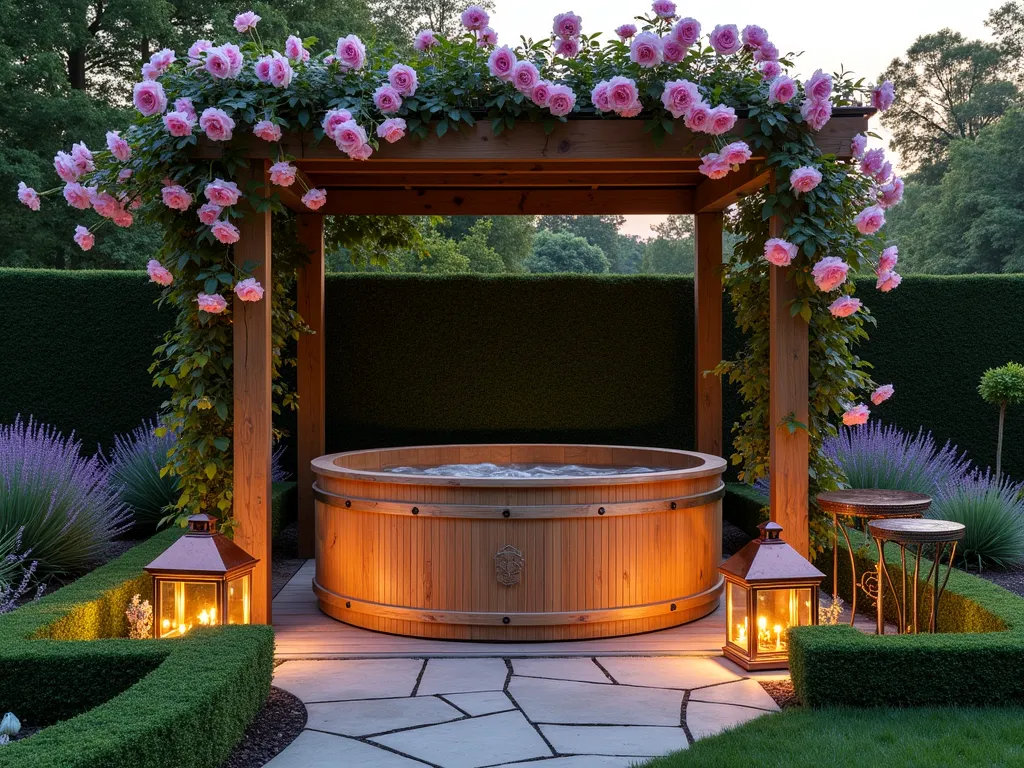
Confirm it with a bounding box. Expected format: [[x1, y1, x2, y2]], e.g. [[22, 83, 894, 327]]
[[158, 581, 218, 638], [754, 587, 813, 655], [227, 574, 251, 625], [726, 582, 750, 652]]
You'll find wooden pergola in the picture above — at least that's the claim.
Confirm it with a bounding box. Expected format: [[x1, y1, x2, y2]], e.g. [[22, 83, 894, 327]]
[[209, 107, 872, 623]]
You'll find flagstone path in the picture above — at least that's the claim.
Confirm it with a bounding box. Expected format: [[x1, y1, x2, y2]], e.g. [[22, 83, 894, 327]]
[[266, 655, 778, 767]]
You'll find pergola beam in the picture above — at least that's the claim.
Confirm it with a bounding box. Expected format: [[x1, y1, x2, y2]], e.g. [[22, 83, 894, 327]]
[[302, 171, 703, 189], [694, 164, 772, 213]]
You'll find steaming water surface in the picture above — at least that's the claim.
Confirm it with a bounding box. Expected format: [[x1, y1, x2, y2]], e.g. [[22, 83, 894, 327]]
[[383, 462, 669, 478]]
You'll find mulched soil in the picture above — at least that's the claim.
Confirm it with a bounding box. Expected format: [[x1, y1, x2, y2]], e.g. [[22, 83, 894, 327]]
[[973, 563, 1024, 599], [722, 519, 752, 557], [10, 725, 43, 743], [759, 680, 801, 709], [218, 687, 307, 768]]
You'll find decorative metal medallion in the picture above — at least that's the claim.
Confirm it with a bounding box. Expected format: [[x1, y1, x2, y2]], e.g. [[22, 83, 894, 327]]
[[859, 570, 879, 603], [495, 545, 524, 587]]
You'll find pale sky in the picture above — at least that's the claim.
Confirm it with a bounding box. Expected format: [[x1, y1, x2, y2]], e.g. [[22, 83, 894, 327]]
[[487, 0, 994, 237]]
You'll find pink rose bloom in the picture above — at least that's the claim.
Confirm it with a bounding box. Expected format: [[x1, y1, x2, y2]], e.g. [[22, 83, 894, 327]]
[[302, 188, 327, 210], [188, 39, 212, 61], [70, 142, 94, 175], [764, 238, 797, 267], [768, 75, 796, 105], [173, 98, 196, 119], [63, 182, 92, 210], [336, 35, 366, 71], [546, 85, 576, 117], [879, 177, 904, 208], [461, 5, 490, 30], [683, 101, 711, 132], [118, 168, 132, 182], [268, 52, 294, 88], [113, 206, 134, 227], [350, 142, 373, 161], [204, 179, 241, 207], [254, 56, 272, 82], [829, 296, 862, 318], [662, 39, 686, 64], [147, 259, 173, 286], [590, 81, 611, 111], [377, 117, 407, 143], [149, 48, 176, 74], [872, 80, 895, 111], [804, 69, 833, 101], [553, 12, 582, 38], [199, 108, 235, 141], [855, 205, 886, 235], [721, 141, 751, 165], [388, 64, 418, 96], [253, 120, 282, 142], [133, 80, 167, 116], [672, 18, 700, 47], [106, 130, 132, 161], [91, 191, 118, 218], [758, 61, 783, 81], [198, 203, 222, 225], [477, 27, 498, 47], [234, 278, 265, 302], [878, 245, 898, 273], [533, 81, 554, 108], [335, 120, 368, 154], [487, 46, 517, 80], [630, 32, 664, 68], [698, 152, 731, 180], [800, 98, 832, 131], [511, 61, 540, 93], [741, 25, 769, 49], [652, 0, 676, 19], [53, 151, 79, 183], [812, 256, 850, 291], [285, 36, 306, 62], [616, 24, 637, 41], [414, 30, 438, 51], [608, 76, 639, 112], [876, 270, 902, 292], [555, 37, 580, 58], [322, 109, 354, 140], [660, 78, 699, 117], [163, 110, 196, 137], [211, 220, 240, 244], [860, 147, 885, 177], [875, 161, 893, 184], [618, 100, 643, 118], [842, 404, 870, 426], [789, 166, 822, 194], [706, 105, 738, 136], [73, 225, 95, 251], [851, 133, 867, 159], [373, 84, 402, 113], [142, 62, 160, 80], [204, 47, 234, 79], [162, 184, 193, 211], [221, 44, 243, 77], [17, 182, 40, 211], [197, 292, 228, 313], [709, 24, 741, 55], [754, 41, 780, 62], [871, 384, 894, 405], [234, 11, 261, 33], [269, 161, 297, 187]]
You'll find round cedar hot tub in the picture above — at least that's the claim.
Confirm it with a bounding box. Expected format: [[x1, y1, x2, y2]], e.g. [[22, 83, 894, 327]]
[[311, 444, 726, 641]]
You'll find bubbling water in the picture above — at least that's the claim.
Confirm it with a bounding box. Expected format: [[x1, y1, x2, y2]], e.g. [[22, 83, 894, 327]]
[[383, 462, 668, 478]]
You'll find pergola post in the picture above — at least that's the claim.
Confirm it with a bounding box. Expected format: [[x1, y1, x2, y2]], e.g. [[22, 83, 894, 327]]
[[768, 200, 810, 557], [232, 160, 274, 624], [295, 215, 325, 559], [694, 212, 723, 457]]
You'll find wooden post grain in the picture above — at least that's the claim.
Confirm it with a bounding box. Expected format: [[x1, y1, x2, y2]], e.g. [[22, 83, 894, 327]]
[[694, 212, 723, 458], [232, 160, 273, 624], [295, 215, 325, 559]]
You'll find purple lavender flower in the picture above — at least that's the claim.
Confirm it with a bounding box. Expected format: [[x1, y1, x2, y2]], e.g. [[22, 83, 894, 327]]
[[108, 419, 179, 532], [0, 528, 45, 614]]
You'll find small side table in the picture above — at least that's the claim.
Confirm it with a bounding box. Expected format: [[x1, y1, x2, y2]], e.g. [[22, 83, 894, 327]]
[[816, 490, 932, 626], [868, 518, 965, 635]]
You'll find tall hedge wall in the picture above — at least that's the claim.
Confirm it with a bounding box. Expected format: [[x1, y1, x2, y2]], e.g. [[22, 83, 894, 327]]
[[1, 269, 1021, 477]]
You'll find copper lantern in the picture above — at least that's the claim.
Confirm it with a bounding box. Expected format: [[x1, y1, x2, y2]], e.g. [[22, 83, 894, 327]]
[[718, 521, 824, 670], [144, 514, 258, 638]]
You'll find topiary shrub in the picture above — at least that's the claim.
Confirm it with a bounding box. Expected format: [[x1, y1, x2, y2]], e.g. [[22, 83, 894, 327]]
[[107, 419, 179, 533], [930, 472, 1024, 570], [978, 362, 1024, 481]]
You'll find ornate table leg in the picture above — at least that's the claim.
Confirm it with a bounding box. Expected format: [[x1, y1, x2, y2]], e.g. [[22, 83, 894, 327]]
[[930, 541, 959, 633]]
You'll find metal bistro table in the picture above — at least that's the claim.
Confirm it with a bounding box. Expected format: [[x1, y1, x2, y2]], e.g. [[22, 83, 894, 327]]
[[816, 490, 932, 626], [868, 518, 965, 635]]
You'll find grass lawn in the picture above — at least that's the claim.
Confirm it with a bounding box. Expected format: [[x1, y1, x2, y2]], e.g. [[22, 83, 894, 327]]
[[640, 706, 1024, 768]]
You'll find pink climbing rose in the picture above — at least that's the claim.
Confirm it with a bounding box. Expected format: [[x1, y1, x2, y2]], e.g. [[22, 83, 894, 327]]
[[652, 0, 676, 19], [555, 36, 580, 58], [661, 79, 700, 118], [706, 105, 737, 136], [211, 220, 240, 244], [233, 11, 260, 33], [234, 278, 265, 302], [801, 98, 832, 131], [302, 188, 327, 210], [373, 84, 402, 113], [532, 81, 554, 108], [754, 41, 779, 62], [804, 70, 833, 101], [842, 404, 870, 426], [63, 182, 92, 210], [163, 110, 196, 137], [253, 120, 282, 142], [851, 133, 867, 159], [350, 142, 373, 160], [388, 64, 418, 96], [197, 293, 228, 314], [615, 24, 637, 41], [204, 179, 241, 207], [829, 296, 862, 318], [871, 384, 894, 405], [789, 166, 822, 194], [285, 36, 308, 63], [662, 38, 687, 64], [254, 56, 272, 82], [709, 24, 741, 55], [553, 12, 583, 38], [133, 80, 167, 116], [487, 46, 517, 80], [198, 203, 222, 225], [199, 108, 235, 141], [546, 85, 576, 117], [590, 82, 611, 112], [764, 238, 797, 267], [147, 259, 173, 286], [608, 76, 639, 112], [630, 32, 664, 68], [512, 61, 540, 93], [322, 109, 353, 140], [758, 61, 782, 81], [377, 118, 407, 143], [461, 5, 490, 30], [720, 141, 751, 165], [876, 270, 902, 292], [414, 30, 438, 51], [879, 177, 904, 208], [860, 148, 885, 178], [855, 205, 886, 235], [335, 35, 366, 71], [698, 153, 731, 180], [872, 81, 895, 111], [269, 161, 297, 187], [878, 246, 898, 273], [672, 18, 700, 47], [741, 25, 769, 49], [268, 52, 294, 88], [334, 120, 368, 155], [161, 185, 193, 211], [17, 182, 40, 211], [73, 225, 95, 251], [106, 131, 132, 161], [683, 102, 711, 132], [811, 256, 849, 291], [768, 76, 796, 105], [477, 27, 498, 47], [204, 47, 235, 79]]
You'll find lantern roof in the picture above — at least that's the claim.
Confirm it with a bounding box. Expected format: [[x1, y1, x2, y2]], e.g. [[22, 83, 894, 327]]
[[718, 522, 825, 585], [145, 514, 258, 578]]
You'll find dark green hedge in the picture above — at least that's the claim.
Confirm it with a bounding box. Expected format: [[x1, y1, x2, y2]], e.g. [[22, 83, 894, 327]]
[[272, 481, 297, 536], [789, 528, 1024, 708], [0, 529, 273, 768]]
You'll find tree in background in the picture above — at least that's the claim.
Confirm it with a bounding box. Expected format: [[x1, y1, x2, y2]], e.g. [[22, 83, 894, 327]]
[[988, 1, 1024, 85], [436, 216, 535, 272], [525, 229, 610, 274], [642, 214, 695, 274], [536, 215, 642, 273], [370, 0, 494, 47]]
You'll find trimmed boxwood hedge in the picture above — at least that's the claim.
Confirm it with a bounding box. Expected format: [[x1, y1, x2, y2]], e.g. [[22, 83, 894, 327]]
[[0, 529, 274, 768], [790, 528, 1024, 708]]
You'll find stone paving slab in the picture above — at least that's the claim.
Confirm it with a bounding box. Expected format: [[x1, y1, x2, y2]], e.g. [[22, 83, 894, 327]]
[[540, 724, 691, 757], [688, 679, 780, 711], [273, 658, 423, 702], [504, 757, 646, 767], [597, 656, 741, 690], [305, 696, 463, 737], [417, 657, 510, 695], [263, 730, 427, 767], [509, 676, 684, 726], [511, 658, 613, 684], [442, 690, 516, 716]]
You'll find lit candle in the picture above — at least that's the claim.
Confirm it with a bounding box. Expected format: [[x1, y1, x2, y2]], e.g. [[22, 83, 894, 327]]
[[774, 624, 782, 651], [199, 609, 210, 625]]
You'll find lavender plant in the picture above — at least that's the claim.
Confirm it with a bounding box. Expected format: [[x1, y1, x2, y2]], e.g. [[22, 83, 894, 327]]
[[108, 419, 180, 532], [0, 417, 131, 578], [0, 528, 44, 615], [930, 472, 1024, 570]]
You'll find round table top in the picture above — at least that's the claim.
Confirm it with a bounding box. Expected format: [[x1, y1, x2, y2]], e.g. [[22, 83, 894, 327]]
[[868, 518, 966, 544], [816, 489, 932, 517]]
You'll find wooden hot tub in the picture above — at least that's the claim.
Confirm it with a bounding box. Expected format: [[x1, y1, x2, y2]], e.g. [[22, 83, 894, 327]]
[[311, 444, 726, 641]]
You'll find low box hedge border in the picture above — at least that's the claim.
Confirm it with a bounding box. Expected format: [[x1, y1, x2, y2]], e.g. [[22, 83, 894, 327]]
[[0, 529, 274, 768], [790, 527, 1024, 708]]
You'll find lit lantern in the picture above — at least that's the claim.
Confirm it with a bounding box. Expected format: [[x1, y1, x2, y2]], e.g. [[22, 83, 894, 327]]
[[144, 514, 258, 638], [718, 521, 824, 670]]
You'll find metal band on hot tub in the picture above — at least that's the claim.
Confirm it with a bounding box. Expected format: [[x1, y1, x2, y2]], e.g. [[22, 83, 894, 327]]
[[312, 481, 725, 518]]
